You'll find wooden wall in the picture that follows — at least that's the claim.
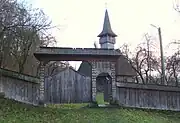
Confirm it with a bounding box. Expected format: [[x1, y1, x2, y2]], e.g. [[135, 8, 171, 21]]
[[44, 67, 91, 104], [0, 68, 39, 105], [116, 82, 180, 111]]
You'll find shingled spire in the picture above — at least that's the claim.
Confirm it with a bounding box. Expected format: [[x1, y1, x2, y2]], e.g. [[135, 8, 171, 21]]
[[98, 9, 117, 49], [98, 9, 117, 37]]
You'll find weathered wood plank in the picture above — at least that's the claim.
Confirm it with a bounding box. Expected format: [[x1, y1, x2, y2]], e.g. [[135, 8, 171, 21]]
[[1, 75, 39, 105], [116, 85, 180, 111], [44, 68, 91, 104], [117, 82, 180, 92]]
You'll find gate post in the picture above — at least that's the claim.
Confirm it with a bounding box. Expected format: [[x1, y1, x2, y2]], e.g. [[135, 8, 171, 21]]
[[39, 61, 46, 106], [91, 62, 97, 102], [111, 62, 117, 102]]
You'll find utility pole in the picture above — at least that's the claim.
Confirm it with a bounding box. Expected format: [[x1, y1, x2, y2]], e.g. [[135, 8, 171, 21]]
[[150, 24, 166, 85], [158, 27, 166, 85]]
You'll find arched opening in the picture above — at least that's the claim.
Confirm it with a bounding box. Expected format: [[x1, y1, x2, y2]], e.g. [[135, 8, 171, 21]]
[[96, 73, 112, 104]]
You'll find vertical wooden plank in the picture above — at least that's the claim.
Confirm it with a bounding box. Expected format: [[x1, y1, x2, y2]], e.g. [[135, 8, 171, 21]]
[[55, 76, 58, 103], [84, 77, 88, 102], [70, 70, 74, 103], [69, 69, 72, 103], [119, 88, 125, 105], [5, 79, 9, 98], [77, 74, 81, 103], [9, 80, 13, 99], [159, 91, 162, 109], [82, 75, 85, 102], [11, 81, 14, 99], [161, 91, 167, 110], [51, 77, 56, 104], [116, 87, 119, 104], [51, 77, 54, 103], [139, 89, 143, 107], [74, 74, 78, 103], [15, 82, 19, 100], [164, 91, 168, 110], [151, 90, 156, 109], [82, 76, 85, 102], [54, 76, 58, 103], [79, 75, 83, 103], [149, 90, 154, 108], [56, 79, 60, 104], [143, 89, 148, 108], [47, 77, 50, 104], [63, 69, 66, 103], [19, 82, 22, 102], [71, 69, 74, 103], [131, 88, 135, 107], [177, 92, 180, 110], [125, 88, 129, 106], [48, 78, 51, 103], [20, 82, 23, 102], [64, 69, 68, 103], [155, 91, 160, 109], [153, 90, 157, 108], [79, 75, 82, 103], [24, 83, 28, 102], [87, 77, 91, 102], [63, 69, 67, 103], [167, 91, 171, 110], [46, 77, 49, 103], [135, 89, 140, 107], [33, 84, 38, 105], [59, 76, 62, 103], [61, 72, 65, 103], [50, 79, 53, 104], [88, 77, 91, 102], [27, 83, 32, 103], [171, 92, 177, 110], [22, 82, 25, 102], [32, 84, 36, 105]]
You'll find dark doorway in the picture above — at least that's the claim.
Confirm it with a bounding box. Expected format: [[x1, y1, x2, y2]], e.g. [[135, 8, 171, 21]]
[[96, 73, 112, 102]]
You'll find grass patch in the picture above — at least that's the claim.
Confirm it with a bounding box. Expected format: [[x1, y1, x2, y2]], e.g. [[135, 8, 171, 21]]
[[0, 98, 180, 123], [96, 92, 105, 105]]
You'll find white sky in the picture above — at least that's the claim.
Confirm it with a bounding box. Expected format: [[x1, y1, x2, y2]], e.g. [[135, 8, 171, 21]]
[[28, 0, 180, 68]]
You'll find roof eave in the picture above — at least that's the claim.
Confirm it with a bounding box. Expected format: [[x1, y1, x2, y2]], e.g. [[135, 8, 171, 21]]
[[97, 32, 117, 37]]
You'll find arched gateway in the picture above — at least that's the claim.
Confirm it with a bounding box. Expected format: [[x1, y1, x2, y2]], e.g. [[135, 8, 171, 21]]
[[34, 47, 120, 105], [96, 73, 112, 102]]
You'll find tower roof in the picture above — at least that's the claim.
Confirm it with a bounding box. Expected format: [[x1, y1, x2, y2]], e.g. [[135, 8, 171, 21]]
[[98, 9, 117, 37]]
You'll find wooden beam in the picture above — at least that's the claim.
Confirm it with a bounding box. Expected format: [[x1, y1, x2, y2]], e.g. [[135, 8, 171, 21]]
[[116, 82, 180, 92]]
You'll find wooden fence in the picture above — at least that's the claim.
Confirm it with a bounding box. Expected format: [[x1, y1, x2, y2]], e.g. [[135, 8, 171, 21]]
[[0, 68, 39, 105], [44, 67, 91, 103], [2, 67, 180, 111], [116, 82, 180, 111]]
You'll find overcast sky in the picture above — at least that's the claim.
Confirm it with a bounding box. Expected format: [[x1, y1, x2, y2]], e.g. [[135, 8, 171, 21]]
[[29, 0, 180, 68]]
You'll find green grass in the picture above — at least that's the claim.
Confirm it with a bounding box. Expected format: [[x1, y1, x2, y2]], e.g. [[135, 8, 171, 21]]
[[0, 98, 180, 123], [96, 92, 105, 105]]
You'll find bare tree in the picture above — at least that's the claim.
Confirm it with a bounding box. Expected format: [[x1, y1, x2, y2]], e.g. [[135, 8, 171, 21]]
[[9, 4, 54, 73], [0, 0, 20, 67], [120, 34, 160, 84], [0, 0, 56, 75], [45, 61, 71, 77], [166, 51, 180, 86]]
